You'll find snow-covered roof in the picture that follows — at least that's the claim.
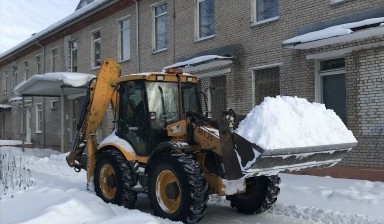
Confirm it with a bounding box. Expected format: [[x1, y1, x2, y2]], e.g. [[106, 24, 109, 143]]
[[14, 72, 96, 97], [76, 0, 96, 11], [0, 0, 111, 59], [283, 17, 384, 49], [0, 104, 12, 109], [162, 55, 233, 73], [8, 97, 23, 103]]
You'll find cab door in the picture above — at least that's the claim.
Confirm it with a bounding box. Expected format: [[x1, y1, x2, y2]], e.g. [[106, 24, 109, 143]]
[[117, 80, 148, 156]]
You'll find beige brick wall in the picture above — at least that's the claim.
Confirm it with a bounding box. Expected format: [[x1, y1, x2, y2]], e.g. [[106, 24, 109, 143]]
[[0, 0, 383, 168]]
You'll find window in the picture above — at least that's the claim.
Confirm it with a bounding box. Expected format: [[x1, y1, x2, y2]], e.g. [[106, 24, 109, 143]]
[[24, 61, 29, 80], [331, 0, 348, 4], [252, 66, 280, 105], [36, 103, 43, 133], [196, 0, 215, 40], [316, 58, 347, 124], [36, 55, 42, 74], [12, 65, 17, 90], [2, 71, 7, 94], [253, 0, 279, 24], [70, 41, 78, 72], [119, 18, 131, 60], [50, 100, 58, 110], [51, 48, 58, 72], [92, 30, 101, 67], [153, 3, 167, 52]]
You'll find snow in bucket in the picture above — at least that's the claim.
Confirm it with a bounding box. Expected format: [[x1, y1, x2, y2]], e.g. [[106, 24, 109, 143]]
[[235, 96, 357, 150]]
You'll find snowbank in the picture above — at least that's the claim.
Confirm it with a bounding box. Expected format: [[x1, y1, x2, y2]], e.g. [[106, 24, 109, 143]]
[[1, 147, 383, 224], [235, 96, 357, 150], [0, 140, 22, 146]]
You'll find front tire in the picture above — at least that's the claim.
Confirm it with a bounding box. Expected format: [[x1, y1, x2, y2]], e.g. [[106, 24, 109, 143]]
[[148, 153, 208, 223], [94, 149, 138, 208], [227, 175, 280, 214]]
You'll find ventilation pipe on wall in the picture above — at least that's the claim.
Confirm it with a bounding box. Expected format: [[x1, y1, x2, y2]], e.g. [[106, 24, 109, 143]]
[[35, 40, 46, 148], [134, 0, 140, 73]]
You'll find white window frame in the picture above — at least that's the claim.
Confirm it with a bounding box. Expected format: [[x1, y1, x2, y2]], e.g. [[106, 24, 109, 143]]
[[36, 54, 42, 74], [50, 100, 58, 110], [2, 71, 7, 94], [195, 0, 215, 41], [314, 57, 346, 103], [251, 0, 279, 26], [35, 103, 43, 133], [12, 65, 17, 90], [50, 47, 58, 72], [250, 62, 283, 107], [118, 16, 131, 61], [70, 40, 78, 72], [23, 61, 29, 81], [91, 29, 102, 68], [152, 2, 168, 52], [331, 0, 348, 4]]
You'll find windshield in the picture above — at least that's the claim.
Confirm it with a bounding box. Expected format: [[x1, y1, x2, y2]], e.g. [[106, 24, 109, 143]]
[[146, 81, 200, 125]]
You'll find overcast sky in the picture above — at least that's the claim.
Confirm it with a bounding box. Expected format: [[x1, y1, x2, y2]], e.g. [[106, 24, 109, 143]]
[[0, 0, 79, 54]]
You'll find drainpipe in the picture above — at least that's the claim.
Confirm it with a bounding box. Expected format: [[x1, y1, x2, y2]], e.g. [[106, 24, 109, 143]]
[[173, 0, 176, 63], [134, 0, 140, 73], [22, 96, 25, 152], [1, 111, 3, 139], [36, 40, 46, 148]]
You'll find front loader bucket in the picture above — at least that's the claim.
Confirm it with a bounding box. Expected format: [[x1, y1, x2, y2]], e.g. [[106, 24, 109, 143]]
[[219, 110, 358, 180]]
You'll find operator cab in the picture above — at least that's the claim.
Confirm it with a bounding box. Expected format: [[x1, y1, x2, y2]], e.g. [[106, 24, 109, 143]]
[[116, 70, 201, 156]]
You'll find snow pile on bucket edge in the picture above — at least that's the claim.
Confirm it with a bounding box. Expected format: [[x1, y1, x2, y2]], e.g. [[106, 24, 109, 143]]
[[235, 96, 357, 150]]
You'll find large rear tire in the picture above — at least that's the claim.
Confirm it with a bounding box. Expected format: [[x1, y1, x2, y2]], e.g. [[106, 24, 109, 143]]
[[227, 175, 280, 214], [148, 153, 208, 223], [94, 149, 138, 208]]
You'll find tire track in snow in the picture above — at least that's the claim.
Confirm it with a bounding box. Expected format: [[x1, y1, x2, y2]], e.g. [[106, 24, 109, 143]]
[[269, 203, 383, 224]]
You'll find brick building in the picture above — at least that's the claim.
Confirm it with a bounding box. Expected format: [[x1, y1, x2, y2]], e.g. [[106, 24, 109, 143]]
[[0, 0, 383, 180]]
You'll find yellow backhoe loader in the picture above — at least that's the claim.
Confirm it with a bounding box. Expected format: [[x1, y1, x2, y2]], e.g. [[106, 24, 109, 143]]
[[66, 59, 357, 223]]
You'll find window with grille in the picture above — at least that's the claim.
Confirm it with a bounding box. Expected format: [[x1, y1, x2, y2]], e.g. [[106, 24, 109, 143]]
[[253, 67, 280, 105]]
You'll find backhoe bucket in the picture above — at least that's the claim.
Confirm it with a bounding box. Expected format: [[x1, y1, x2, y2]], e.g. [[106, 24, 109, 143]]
[[219, 110, 358, 180]]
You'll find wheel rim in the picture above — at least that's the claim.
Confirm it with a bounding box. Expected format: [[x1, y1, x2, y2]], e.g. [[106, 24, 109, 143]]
[[99, 164, 117, 200], [156, 170, 181, 214]]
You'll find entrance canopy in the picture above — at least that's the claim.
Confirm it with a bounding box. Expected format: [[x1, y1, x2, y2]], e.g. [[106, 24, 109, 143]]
[[163, 55, 233, 77], [14, 72, 96, 96], [0, 104, 11, 111], [283, 17, 384, 49], [13, 72, 95, 152]]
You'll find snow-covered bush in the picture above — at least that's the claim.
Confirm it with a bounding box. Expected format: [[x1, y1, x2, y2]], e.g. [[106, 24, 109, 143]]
[[0, 147, 34, 199]]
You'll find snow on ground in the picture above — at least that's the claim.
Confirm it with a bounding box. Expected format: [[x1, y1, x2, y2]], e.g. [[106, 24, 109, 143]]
[[0, 140, 23, 146], [1, 147, 383, 224], [235, 96, 357, 150]]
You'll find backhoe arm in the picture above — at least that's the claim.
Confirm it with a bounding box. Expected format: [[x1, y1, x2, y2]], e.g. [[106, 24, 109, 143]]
[[66, 59, 120, 185]]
